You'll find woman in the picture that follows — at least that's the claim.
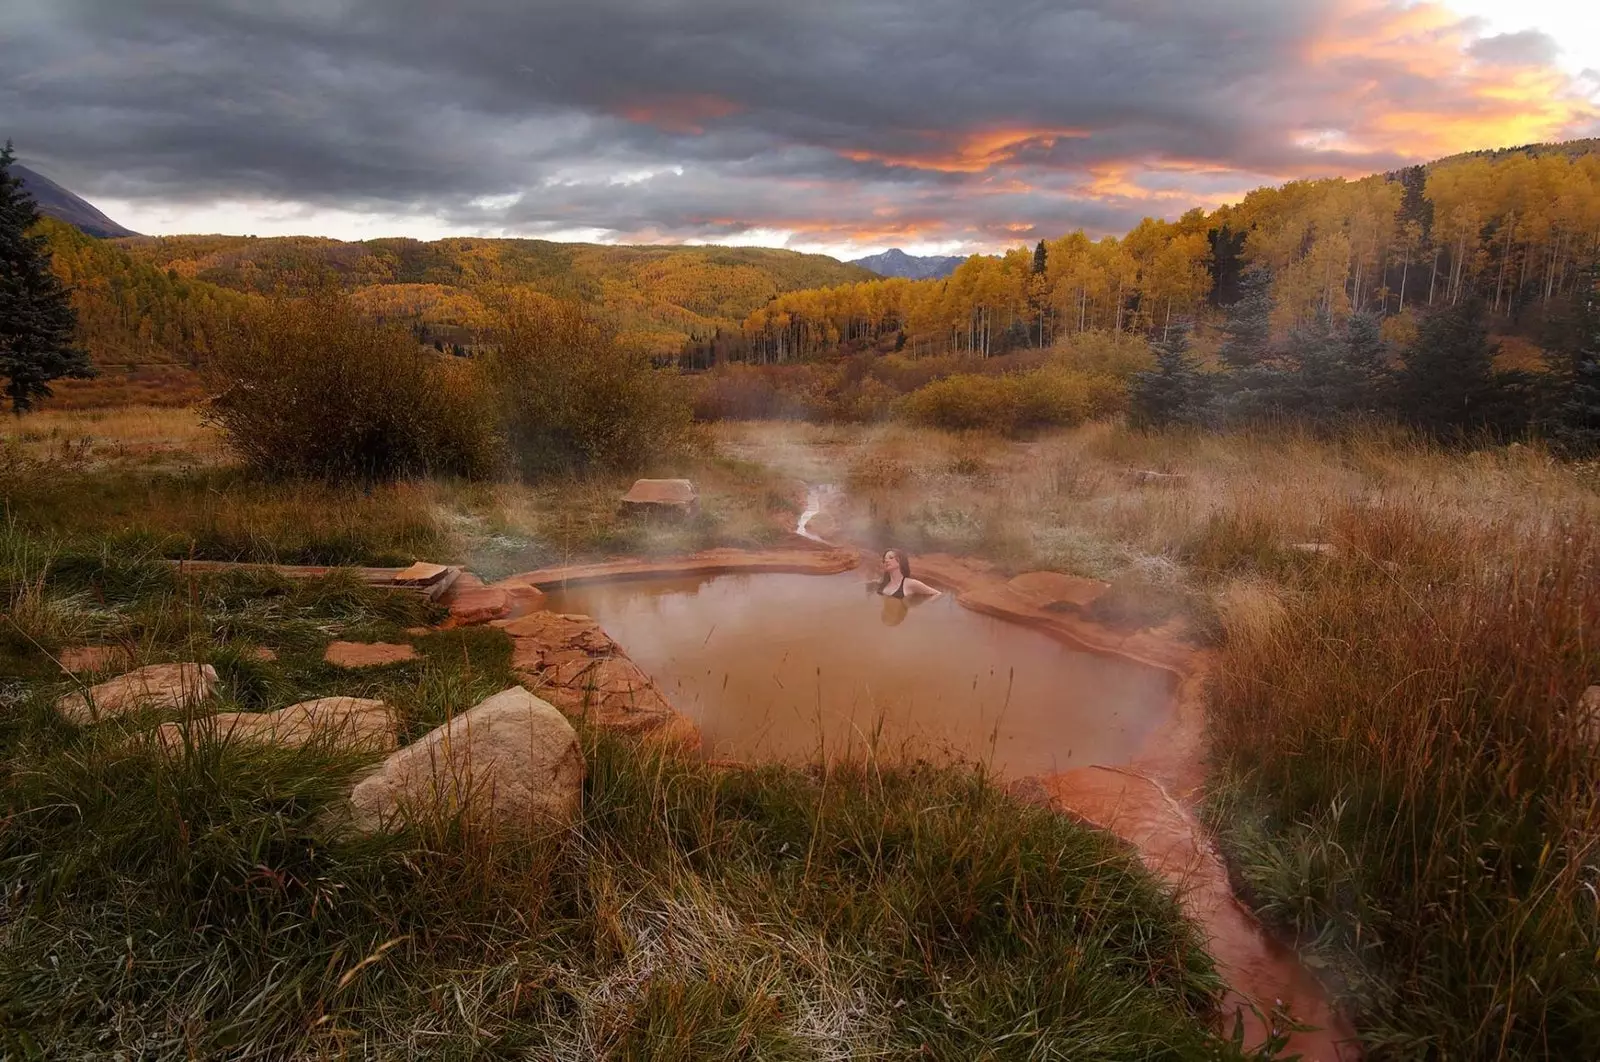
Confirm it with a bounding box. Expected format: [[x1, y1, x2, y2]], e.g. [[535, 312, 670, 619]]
[[877, 548, 941, 599]]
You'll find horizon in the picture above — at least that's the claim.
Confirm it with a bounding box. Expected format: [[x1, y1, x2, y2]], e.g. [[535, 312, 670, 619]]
[[6, 0, 1599, 259]]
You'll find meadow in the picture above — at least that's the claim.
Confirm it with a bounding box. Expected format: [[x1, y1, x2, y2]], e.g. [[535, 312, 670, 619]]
[[5, 397, 1598, 1058]]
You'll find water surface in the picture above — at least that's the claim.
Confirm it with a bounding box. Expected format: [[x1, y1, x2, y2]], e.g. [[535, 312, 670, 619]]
[[543, 571, 1172, 777]]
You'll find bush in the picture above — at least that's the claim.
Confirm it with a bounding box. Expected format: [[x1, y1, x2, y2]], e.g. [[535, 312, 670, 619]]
[[482, 298, 692, 476], [900, 369, 1125, 436], [205, 291, 501, 480]]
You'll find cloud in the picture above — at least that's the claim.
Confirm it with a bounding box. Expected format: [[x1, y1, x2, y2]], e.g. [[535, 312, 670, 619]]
[[2, 0, 1594, 254]]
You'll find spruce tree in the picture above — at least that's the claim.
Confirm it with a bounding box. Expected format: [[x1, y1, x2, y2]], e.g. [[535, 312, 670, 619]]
[[1031, 239, 1048, 275], [1131, 323, 1210, 430], [1341, 310, 1390, 413], [1393, 300, 1502, 440], [1552, 263, 1600, 456], [0, 142, 93, 412], [1218, 265, 1273, 369]]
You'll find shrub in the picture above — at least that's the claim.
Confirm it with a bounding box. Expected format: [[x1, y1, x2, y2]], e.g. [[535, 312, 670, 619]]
[[482, 298, 692, 476], [900, 369, 1126, 436], [205, 291, 501, 480]]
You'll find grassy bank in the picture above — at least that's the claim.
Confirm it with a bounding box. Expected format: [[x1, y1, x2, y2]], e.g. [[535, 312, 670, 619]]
[[0, 533, 1247, 1058], [2, 408, 798, 575], [721, 418, 1600, 1056]]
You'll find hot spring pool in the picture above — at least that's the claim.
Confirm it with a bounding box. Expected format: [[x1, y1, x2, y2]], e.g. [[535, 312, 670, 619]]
[[542, 570, 1173, 777]]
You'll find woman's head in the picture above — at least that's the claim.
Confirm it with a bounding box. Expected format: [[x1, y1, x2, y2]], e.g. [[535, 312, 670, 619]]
[[879, 548, 912, 587]]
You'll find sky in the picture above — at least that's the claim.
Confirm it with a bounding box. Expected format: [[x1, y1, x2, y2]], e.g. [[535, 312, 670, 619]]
[[4, 0, 1598, 259]]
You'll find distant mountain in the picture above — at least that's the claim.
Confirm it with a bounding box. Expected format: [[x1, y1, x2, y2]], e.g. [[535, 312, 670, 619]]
[[13, 163, 138, 238], [849, 248, 965, 280]]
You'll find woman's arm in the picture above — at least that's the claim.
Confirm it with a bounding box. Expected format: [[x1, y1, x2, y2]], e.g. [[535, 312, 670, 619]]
[[901, 578, 942, 598]]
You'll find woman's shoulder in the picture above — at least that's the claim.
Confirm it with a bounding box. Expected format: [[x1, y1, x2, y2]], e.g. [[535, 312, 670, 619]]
[[902, 578, 941, 597]]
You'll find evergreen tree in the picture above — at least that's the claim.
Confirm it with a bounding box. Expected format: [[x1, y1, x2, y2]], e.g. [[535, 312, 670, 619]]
[[1281, 307, 1344, 420], [1031, 239, 1048, 275], [1342, 310, 1390, 412], [0, 142, 94, 412], [1396, 164, 1434, 243], [1551, 262, 1600, 456], [1131, 323, 1210, 430], [1393, 300, 1505, 440], [1217, 265, 1273, 369]]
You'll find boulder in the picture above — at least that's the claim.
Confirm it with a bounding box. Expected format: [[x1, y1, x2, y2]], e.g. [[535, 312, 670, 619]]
[[443, 585, 512, 626], [324, 641, 418, 668], [620, 478, 698, 516], [156, 696, 396, 754], [347, 687, 583, 834], [56, 663, 218, 725]]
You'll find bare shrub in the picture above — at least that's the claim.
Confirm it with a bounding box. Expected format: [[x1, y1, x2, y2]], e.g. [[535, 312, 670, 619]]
[[205, 291, 501, 481], [482, 298, 691, 476]]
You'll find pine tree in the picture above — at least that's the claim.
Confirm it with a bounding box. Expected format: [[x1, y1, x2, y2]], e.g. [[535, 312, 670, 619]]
[[1031, 239, 1047, 275], [0, 142, 93, 412], [1342, 310, 1390, 411], [1552, 262, 1600, 456], [1131, 323, 1209, 430], [1218, 265, 1273, 369], [1393, 300, 1504, 440]]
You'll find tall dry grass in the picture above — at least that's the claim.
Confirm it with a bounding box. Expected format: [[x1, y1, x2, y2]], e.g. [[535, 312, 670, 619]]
[[1208, 508, 1599, 1057]]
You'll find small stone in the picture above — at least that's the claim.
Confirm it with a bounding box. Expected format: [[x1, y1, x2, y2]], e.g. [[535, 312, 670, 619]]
[[324, 641, 418, 668], [243, 646, 278, 662], [346, 687, 583, 835], [56, 663, 218, 725], [620, 478, 698, 516], [58, 645, 132, 673], [157, 696, 396, 753]]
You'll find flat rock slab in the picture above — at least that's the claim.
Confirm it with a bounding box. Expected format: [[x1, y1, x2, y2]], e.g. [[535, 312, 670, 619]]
[[620, 478, 698, 514], [324, 641, 418, 668], [56, 663, 218, 725], [495, 612, 620, 655], [443, 585, 512, 626], [394, 561, 452, 585], [58, 645, 132, 673], [1006, 571, 1109, 612], [347, 687, 583, 835], [157, 696, 396, 753]]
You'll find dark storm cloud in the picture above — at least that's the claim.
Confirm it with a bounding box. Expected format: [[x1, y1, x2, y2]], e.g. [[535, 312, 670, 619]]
[[1, 0, 1591, 248]]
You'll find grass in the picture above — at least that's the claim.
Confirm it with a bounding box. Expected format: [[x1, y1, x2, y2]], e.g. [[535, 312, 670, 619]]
[[2, 409, 794, 572], [0, 532, 1252, 1059], [722, 418, 1600, 1057], [1204, 509, 1600, 1058]]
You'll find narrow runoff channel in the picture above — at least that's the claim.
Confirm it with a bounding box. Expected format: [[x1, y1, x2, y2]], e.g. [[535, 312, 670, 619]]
[[517, 507, 1356, 1059]]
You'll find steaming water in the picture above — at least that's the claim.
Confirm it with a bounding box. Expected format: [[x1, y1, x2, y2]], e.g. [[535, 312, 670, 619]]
[[543, 571, 1173, 777], [794, 484, 836, 542]]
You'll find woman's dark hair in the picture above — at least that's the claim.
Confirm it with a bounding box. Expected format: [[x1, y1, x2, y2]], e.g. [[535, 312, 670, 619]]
[[878, 547, 912, 591]]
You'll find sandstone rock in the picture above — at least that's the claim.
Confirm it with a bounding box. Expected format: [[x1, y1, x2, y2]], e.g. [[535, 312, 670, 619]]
[[347, 687, 583, 834], [242, 646, 278, 662], [394, 561, 451, 585], [1005, 571, 1109, 612], [56, 663, 218, 725], [157, 697, 396, 753], [58, 645, 132, 673], [620, 478, 698, 516], [495, 612, 619, 656], [324, 641, 418, 668], [443, 585, 512, 625]]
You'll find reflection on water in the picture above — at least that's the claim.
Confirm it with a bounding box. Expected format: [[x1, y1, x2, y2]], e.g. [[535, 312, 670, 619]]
[[543, 571, 1174, 777]]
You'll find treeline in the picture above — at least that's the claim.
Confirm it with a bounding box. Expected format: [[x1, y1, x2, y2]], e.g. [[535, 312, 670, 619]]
[[702, 144, 1600, 365], [1131, 265, 1600, 452], [40, 218, 257, 368], [111, 234, 872, 357]]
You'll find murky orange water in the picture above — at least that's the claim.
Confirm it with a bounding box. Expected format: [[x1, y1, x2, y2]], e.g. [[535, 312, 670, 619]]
[[543, 571, 1174, 776]]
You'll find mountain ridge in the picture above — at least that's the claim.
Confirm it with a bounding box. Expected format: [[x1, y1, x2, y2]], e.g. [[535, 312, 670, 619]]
[[15, 163, 139, 239], [849, 247, 966, 280]]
